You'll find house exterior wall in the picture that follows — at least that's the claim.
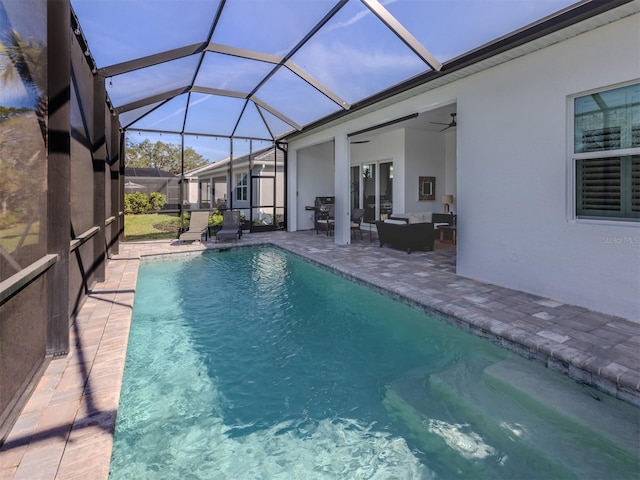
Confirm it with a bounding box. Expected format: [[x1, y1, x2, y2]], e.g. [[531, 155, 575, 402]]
[[296, 141, 334, 230], [455, 12, 639, 322], [404, 128, 447, 214], [185, 178, 199, 206], [288, 12, 639, 321]]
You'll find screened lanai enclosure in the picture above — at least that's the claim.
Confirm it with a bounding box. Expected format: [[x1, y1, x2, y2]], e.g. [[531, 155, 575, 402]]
[[1, 0, 632, 445]]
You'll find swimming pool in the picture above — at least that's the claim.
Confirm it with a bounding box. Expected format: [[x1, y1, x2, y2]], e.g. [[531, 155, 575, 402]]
[[109, 247, 639, 479]]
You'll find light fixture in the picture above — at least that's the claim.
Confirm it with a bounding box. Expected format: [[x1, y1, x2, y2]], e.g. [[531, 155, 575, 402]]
[[441, 194, 453, 214]]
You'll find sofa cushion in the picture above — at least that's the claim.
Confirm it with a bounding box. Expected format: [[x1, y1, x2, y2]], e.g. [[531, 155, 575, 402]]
[[393, 212, 432, 224], [417, 212, 433, 223], [384, 219, 407, 225]]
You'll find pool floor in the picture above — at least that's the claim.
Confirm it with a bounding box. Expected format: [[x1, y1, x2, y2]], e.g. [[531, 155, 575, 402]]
[[109, 248, 639, 479]]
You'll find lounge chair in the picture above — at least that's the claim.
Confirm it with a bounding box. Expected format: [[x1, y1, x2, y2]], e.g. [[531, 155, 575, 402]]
[[216, 210, 242, 243], [179, 211, 210, 243]]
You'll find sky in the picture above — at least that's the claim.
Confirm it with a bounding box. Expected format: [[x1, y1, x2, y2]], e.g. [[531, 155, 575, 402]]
[[3, 0, 580, 159]]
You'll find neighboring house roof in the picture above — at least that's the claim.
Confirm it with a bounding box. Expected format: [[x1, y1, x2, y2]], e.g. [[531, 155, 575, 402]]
[[124, 167, 177, 178], [186, 147, 285, 179]]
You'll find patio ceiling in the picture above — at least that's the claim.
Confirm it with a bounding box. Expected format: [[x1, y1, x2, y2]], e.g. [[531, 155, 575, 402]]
[[70, 0, 612, 143]]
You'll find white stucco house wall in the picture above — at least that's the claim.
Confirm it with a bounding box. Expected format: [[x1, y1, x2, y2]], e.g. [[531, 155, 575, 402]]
[[285, 5, 640, 322]]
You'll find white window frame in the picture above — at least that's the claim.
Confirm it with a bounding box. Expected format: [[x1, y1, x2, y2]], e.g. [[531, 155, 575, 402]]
[[235, 172, 248, 201], [567, 81, 640, 224]]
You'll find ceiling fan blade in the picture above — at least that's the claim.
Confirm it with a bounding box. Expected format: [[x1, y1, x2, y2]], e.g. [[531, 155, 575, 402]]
[[350, 140, 370, 144], [430, 121, 450, 126]]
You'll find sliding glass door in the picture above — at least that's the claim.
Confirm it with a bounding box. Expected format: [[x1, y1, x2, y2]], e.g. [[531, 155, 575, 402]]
[[351, 161, 393, 222], [362, 164, 376, 222], [380, 162, 393, 219]]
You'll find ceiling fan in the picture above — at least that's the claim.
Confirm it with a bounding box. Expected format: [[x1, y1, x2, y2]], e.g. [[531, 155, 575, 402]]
[[430, 113, 457, 131]]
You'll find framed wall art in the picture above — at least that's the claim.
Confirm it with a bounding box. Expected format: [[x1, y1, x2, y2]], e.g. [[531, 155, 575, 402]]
[[419, 176, 435, 201]]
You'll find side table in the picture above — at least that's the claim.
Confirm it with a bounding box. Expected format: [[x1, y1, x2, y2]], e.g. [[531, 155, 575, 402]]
[[438, 225, 457, 245]]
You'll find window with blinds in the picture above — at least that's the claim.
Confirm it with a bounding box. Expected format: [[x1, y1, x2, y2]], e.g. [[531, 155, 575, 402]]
[[576, 156, 639, 218], [573, 83, 640, 221]]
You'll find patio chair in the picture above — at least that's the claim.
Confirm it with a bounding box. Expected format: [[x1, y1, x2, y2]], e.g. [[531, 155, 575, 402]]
[[179, 211, 210, 243], [350, 208, 365, 239], [316, 205, 335, 235], [216, 210, 242, 243]]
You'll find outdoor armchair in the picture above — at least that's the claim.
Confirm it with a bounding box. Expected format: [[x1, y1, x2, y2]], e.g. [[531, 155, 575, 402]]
[[351, 208, 365, 239]]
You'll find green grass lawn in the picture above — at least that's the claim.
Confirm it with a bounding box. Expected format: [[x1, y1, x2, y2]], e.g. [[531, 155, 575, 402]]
[[124, 213, 183, 241], [0, 222, 40, 253]]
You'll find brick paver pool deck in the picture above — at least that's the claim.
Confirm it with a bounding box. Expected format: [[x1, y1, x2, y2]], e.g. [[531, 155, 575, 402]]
[[1, 230, 639, 479]]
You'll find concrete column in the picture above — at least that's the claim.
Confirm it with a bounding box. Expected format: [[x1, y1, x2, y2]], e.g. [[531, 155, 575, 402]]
[[334, 134, 350, 245], [287, 148, 297, 232]]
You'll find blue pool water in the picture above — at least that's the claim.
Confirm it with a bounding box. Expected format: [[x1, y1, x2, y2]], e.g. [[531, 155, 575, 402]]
[[109, 248, 639, 479]]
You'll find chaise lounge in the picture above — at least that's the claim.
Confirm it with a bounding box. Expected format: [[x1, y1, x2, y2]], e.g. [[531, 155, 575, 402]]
[[216, 210, 242, 243], [179, 211, 210, 243]]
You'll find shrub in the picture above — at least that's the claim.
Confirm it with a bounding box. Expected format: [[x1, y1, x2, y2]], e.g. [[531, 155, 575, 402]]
[[209, 210, 223, 226], [124, 192, 150, 214], [149, 192, 166, 211]]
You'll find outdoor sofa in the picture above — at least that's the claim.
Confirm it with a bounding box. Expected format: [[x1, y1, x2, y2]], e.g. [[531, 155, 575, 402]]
[[375, 212, 454, 253]]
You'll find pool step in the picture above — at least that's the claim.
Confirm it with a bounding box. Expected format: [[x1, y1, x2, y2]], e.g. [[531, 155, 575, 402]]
[[483, 357, 639, 453], [383, 357, 640, 479]]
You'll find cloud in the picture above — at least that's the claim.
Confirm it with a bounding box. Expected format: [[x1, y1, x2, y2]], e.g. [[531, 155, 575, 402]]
[[324, 0, 400, 34], [296, 40, 424, 102]]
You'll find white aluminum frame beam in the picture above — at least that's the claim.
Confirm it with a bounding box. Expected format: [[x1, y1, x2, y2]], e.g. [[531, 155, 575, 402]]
[[99, 43, 206, 77], [114, 84, 301, 132], [360, 0, 442, 72], [115, 86, 191, 113], [206, 43, 350, 110], [286, 61, 350, 110], [205, 42, 282, 64]]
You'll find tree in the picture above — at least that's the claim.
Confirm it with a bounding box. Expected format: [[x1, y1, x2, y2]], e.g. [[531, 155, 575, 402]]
[[0, 29, 47, 140], [125, 138, 208, 175]]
